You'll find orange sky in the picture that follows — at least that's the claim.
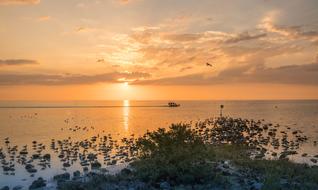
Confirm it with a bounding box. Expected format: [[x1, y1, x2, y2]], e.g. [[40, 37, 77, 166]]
[[0, 0, 318, 100]]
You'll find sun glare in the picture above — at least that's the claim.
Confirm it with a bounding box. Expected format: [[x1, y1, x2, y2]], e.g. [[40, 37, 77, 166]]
[[123, 99, 129, 131]]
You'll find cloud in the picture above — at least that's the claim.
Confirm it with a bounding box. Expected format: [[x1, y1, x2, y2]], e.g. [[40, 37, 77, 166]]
[[119, 0, 129, 3], [37, 16, 51, 21], [0, 59, 38, 66], [179, 66, 193, 72], [0, 0, 40, 5], [117, 0, 136, 5], [0, 72, 151, 85], [225, 32, 267, 44], [259, 12, 318, 41], [134, 62, 318, 86], [106, 17, 312, 81]]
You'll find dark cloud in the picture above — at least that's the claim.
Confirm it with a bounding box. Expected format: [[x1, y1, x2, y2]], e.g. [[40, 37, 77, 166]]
[[163, 33, 203, 42], [0, 72, 150, 85], [225, 32, 267, 44], [134, 62, 318, 86], [0, 59, 39, 66]]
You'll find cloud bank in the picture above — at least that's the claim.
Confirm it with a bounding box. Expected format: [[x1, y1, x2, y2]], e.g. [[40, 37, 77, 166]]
[[0, 59, 38, 66], [0, 72, 150, 85]]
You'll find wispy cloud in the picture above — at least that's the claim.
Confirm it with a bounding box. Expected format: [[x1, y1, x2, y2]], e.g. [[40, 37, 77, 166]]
[[0, 0, 40, 5], [0, 59, 38, 66], [0, 72, 150, 85], [134, 62, 318, 86], [224, 32, 267, 44], [37, 16, 51, 22], [259, 11, 318, 41]]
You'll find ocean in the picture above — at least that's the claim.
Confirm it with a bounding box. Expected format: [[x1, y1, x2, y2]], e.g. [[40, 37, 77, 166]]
[[0, 100, 317, 188]]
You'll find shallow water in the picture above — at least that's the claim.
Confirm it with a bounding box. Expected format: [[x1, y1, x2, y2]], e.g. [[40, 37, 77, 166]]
[[0, 100, 318, 189]]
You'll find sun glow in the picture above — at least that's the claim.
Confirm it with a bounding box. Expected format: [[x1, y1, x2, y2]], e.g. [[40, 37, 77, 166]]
[[123, 99, 129, 131]]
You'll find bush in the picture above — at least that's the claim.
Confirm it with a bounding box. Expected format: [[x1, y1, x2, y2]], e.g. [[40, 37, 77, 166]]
[[130, 123, 216, 185]]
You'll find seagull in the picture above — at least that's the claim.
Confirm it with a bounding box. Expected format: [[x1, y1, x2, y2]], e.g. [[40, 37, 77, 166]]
[[206, 62, 212, 67]]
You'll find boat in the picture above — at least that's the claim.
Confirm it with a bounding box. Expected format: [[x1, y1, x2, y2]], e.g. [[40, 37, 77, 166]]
[[168, 102, 180, 107]]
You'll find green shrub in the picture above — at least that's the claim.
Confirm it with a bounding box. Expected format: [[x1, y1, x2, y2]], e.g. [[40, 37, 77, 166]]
[[130, 123, 216, 185]]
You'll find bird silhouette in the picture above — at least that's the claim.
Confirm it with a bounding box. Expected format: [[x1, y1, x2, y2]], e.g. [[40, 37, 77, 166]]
[[206, 62, 212, 67], [97, 59, 104, 63]]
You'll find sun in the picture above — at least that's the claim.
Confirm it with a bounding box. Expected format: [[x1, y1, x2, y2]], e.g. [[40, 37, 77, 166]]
[[123, 82, 129, 87]]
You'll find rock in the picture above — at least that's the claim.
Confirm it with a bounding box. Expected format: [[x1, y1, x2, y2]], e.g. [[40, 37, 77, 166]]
[[73, 170, 80, 178], [43, 154, 51, 160], [302, 153, 308, 157], [83, 167, 89, 172], [13, 186, 23, 190], [25, 164, 37, 173], [53, 173, 70, 181], [32, 154, 40, 159], [19, 151, 28, 155], [310, 159, 317, 163], [29, 177, 46, 189], [160, 181, 171, 190], [0, 186, 9, 190], [87, 153, 97, 161], [2, 166, 11, 172], [63, 162, 71, 167], [91, 161, 101, 169], [111, 160, 117, 165]]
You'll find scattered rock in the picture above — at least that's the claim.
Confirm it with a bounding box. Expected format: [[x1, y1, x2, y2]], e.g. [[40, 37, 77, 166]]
[[53, 173, 70, 181], [29, 177, 46, 190], [73, 170, 81, 178], [83, 167, 89, 173], [43, 154, 51, 160], [91, 161, 101, 169], [63, 162, 71, 168], [0, 186, 9, 190], [25, 164, 37, 173], [310, 159, 317, 163], [13, 186, 23, 190]]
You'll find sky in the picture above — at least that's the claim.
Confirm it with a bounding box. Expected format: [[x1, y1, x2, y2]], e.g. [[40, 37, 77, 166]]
[[0, 0, 318, 100]]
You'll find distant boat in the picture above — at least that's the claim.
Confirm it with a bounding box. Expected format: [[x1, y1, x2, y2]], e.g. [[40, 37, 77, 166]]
[[168, 102, 180, 107]]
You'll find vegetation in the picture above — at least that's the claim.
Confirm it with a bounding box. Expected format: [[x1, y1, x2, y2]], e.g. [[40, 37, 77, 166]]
[[57, 120, 318, 190], [130, 124, 216, 185]]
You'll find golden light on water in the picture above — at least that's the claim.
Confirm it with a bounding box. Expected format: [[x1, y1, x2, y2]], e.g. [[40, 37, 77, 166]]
[[123, 100, 129, 131]]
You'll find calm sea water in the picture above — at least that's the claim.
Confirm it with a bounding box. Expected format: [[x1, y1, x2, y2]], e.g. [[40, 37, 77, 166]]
[[0, 100, 318, 188]]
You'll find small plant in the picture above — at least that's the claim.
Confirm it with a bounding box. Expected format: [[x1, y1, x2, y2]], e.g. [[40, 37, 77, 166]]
[[220, 104, 224, 117]]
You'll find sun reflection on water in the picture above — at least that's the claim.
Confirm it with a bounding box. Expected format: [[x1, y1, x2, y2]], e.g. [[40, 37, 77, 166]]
[[123, 100, 129, 131]]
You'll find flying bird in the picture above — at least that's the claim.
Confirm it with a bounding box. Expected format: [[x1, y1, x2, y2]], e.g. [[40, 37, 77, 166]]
[[206, 62, 212, 67]]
